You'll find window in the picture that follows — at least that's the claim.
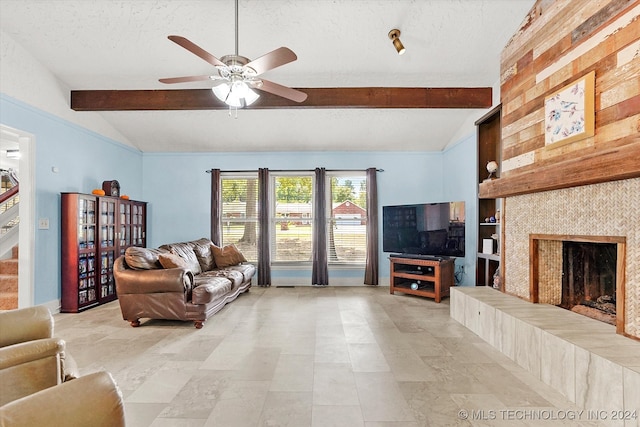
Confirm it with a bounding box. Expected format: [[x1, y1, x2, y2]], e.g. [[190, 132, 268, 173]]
[[327, 173, 367, 264], [220, 174, 258, 262], [220, 171, 367, 266], [272, 174, 313, 262]]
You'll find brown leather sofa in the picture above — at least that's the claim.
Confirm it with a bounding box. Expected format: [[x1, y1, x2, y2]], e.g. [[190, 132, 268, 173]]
[[0, 306, 78, 406], [114, 238, 255, 329], [0, 371, 125, 427]]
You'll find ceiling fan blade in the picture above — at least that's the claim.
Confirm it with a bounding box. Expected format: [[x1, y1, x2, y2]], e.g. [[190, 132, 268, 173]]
[[167, 35, 226, 68], [245, 47, 297, 76], [159, 75, 212, 84], [251, 79, 307, 103]]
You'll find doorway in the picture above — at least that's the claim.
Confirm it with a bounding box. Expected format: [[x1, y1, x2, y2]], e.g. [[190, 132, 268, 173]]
[[0, 124, 35, 308]]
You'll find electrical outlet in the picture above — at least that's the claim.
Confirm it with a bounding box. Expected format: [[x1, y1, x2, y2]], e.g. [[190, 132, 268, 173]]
[[38, 218, 50, 229]]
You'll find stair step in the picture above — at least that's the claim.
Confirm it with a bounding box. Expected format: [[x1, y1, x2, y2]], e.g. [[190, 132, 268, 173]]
[[0, 275, 18, 293], [1, 246, 19, 309], [0, 259, 18, 274], [0, 292, 18, 310]]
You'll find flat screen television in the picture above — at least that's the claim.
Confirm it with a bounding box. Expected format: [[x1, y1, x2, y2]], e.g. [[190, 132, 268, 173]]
[[382, 201, 465, 258]]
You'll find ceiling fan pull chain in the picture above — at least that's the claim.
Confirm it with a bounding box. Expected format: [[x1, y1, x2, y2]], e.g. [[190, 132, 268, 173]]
[[227, 105, 239, 118]]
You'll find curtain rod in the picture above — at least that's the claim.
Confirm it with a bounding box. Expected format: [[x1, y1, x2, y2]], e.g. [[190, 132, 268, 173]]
[[206, 168, 384, 173]]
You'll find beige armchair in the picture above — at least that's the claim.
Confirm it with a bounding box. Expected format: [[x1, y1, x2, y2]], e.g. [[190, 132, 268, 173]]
[[0, 306, 78, 405], [0, 371, 125, 427]]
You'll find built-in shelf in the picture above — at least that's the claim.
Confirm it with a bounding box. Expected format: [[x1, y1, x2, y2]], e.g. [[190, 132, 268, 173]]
[[475, 104, 502, 288], [477, 252, 500, 261]]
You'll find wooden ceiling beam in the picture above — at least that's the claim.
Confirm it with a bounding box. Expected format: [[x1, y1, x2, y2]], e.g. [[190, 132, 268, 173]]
[[70, 87, 492, 111]]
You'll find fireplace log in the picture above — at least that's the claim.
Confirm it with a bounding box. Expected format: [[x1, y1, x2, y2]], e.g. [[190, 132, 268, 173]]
[[581, 299, 616, 315]]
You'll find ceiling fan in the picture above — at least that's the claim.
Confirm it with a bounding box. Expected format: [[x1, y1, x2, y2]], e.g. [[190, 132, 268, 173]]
[[159, 0, 306, 108]]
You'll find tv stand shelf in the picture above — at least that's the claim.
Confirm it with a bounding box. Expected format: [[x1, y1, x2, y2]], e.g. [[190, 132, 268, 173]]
[[389, 256, 454, 302]]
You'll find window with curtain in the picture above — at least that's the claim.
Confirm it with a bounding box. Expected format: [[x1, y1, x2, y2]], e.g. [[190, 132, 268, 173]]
[[270, 172, 367, 265], [327, 172, 367, 264], [220, 174, 259, 262], [220, 171, 367, 266]]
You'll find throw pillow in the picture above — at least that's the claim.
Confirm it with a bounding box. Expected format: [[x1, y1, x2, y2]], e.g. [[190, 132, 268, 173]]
[[193, 239, 216, 271], [124, 246, 163, 270], [211, 244, 247, 268], [158, 252, 191, 271]]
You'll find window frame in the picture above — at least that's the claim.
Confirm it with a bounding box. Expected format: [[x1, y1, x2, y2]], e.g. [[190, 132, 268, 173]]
[[326, 171, 367, 266], [270, 171, 315, 265], [219, 172, 259, 262]]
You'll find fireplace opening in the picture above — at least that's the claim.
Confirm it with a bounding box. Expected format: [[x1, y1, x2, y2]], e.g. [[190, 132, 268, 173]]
[[531, 234, 625, 333], [561, 242, 617, 325]]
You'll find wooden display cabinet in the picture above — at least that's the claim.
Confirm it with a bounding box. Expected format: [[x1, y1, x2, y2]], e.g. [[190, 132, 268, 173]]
[[61, 192, 147, 312], [389, 256, 455, 302], [98, 197, 117, 303], [118, 199, 147, 255], [61, 193, 98, 312]]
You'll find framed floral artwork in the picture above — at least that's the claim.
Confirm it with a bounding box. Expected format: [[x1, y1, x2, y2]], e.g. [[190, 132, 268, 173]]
[[544, 71, 595, 146]]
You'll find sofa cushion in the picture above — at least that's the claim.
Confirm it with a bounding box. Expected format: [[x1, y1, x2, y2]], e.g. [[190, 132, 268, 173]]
[[159, 242, 202, 275], [224, 264, 257, 283], [191, 276, 232, 305], [211, 244, 247, 268], [158, 253, 191, 271], [124, 247, 163, 270], [193, 239, 216, 271], [199, 269, 245, 290]]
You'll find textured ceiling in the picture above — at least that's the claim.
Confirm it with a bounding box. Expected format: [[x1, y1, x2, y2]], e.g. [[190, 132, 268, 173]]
[[0, 0, 535, 153]]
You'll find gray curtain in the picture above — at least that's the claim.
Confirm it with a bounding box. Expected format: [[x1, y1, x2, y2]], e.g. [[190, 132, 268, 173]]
[[364, 167, 379, 285], [210, 169, 222, 246], [312, 167, 329, 285], [258, 168, 271, 287]]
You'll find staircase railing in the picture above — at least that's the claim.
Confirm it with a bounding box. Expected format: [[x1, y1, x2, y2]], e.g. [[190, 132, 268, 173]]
[[1, 181, 20, 259]]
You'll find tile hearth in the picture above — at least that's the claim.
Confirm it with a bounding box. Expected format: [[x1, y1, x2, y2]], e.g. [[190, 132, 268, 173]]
[[52, 286, 612, 427], [451, 287, 640, 427]]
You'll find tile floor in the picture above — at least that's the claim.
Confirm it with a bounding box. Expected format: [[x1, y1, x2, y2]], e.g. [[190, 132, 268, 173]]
[[54, 286, 606, 427]]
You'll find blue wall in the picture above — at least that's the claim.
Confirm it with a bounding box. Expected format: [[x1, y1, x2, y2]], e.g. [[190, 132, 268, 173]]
[[143, 141, 478, 285], [1, 95, 143, 304], [143, 151, 448, 245], [142, 150, 451, 283], [1, 93, 478, 304], [442, 132, 478, 286]]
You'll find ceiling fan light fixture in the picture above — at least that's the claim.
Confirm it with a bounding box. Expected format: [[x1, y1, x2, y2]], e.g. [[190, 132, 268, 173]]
[[388, 29, 406, 55], [212, 83, 231, 102], [241, 85, 260, 106], [212, 80, 259, 108]]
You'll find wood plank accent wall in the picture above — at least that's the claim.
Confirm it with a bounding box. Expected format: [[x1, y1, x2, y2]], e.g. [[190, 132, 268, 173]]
[[480, 0, 640, 198]]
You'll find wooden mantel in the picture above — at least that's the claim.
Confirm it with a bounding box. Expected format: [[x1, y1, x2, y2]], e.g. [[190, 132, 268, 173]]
[[480, 142, 640, 199]]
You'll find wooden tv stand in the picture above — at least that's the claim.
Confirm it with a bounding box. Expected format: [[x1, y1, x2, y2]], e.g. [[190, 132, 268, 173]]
[[389, 255, 455, 302]]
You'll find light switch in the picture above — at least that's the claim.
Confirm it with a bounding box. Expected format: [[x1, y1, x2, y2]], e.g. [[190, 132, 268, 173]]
[[38, 218, 50, 229]]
